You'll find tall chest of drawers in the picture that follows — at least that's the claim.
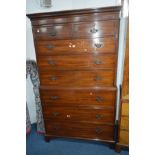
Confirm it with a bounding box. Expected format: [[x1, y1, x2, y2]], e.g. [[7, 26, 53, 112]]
[[27, 6, 121, 144]]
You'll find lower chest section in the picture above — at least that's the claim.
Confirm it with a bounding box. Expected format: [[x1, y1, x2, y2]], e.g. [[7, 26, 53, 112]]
[[40, 88, 117, 141]]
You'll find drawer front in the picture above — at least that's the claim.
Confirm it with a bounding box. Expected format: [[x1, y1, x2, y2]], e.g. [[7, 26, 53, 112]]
[[33, 24, 71, 40], [45, 121, 114, 140], [42, 107, 115, 124], [40, 88, 116, 107], [120, 117, 129, 130], [37, 54, 117, 70], [121, 103, 129, 116], [36, 37, 116, 55], [68, 13, 119, 23], [119, 130, 129, 145], [31, 13, 119, 26], [32, 17, 67, 25], [72, 21, 118, 38], [39, 70, 115, 87]]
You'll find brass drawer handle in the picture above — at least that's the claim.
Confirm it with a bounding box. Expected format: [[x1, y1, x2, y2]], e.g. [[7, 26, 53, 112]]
[[49, 31, 57, 37], [95, 76, 102, 81], [51, 76, 58, 81], [94, 43, 103, 48], [52, 112, 60, 117], [95, 128, 104, 134], [46, 44, 54, 49], [51, 96, 59, 100], [94, 60, 102, 65], [96, 114, 104, 119], [90, 28, 98, 34], [96, 96, 103, 102]]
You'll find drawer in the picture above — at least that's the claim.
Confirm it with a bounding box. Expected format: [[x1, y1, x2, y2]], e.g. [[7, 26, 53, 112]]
[[37, 54, 117, 70], [68, 13, 119, 23], [40, 88, 116, 107], [31, 13, 119, 26], [39, 69, 115, 87], [72, 20, 118, 38], [119, 130, 129, 145], [120, 116, 129, 130], [42, 106, 115, 124], [33, 24, 71, 40], [45, 121, 114, 141], [32, 17, 68, 25], [36, 37, 116, 55], [121, 102, 129, 116]]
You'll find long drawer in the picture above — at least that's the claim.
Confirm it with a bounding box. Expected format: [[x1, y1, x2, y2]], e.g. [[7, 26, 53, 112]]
[[45, 121, 114, 141], [42, 106, 115, 124], [40, 88, 116, 107], [36, 37, 116, 55], [31, 13, 119, 25], [37, 54, 116, 70], [39, 69, 115, 87]]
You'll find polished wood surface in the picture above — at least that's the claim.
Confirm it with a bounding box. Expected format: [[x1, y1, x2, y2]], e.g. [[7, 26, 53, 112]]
[[119, 130, 129, 145], [42, 106, 115, 124], [37, 54, 117, 70], [40, 88, 116, 107], [121, 102, 129, 116], [29, 12, 120, 26], [27, 6, 121, 144], [33, 24, 72, 40], [33, 20, 118, 40], [36, 37, 117, 55], [120, 117, 129, 130], [39, 69, 115, 87], [72, 20, 118, 38], [44, 121, 114, 140]]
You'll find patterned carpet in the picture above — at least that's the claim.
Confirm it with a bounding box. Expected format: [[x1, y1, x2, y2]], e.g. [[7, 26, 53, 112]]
[[26, 124, 129, 155]]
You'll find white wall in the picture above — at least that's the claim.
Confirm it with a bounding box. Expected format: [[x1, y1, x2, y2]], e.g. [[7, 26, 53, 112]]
[[26, 0, 120, 14], [26, 0, 125, 123]]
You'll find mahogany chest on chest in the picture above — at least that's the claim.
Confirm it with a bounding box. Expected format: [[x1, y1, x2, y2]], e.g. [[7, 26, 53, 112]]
[[27, 6, 121, 144]]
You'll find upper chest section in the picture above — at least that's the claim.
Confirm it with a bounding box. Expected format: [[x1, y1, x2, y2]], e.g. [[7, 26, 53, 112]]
[[27, 7, 121, 40]]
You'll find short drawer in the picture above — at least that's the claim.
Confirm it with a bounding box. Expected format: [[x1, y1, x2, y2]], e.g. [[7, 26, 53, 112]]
[[42, 106, 115, 124], [72, 20, 118, 38], [68, 13, 119, 23], [35, 37, 116, 55], [45, 121, 114, 141], [37, 54, 117, 70], [33, 24, 71, 40], [120, 116, 129, 130], [31, 17, 67, 25], [121, 102, 129, 116], [40, 88, 116, 107], [39, 69, 115, 87]]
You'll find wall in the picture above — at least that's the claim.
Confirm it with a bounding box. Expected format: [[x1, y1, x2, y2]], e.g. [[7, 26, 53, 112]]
[[26, 0, 120, 14], [26, 0, 125, 123]]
